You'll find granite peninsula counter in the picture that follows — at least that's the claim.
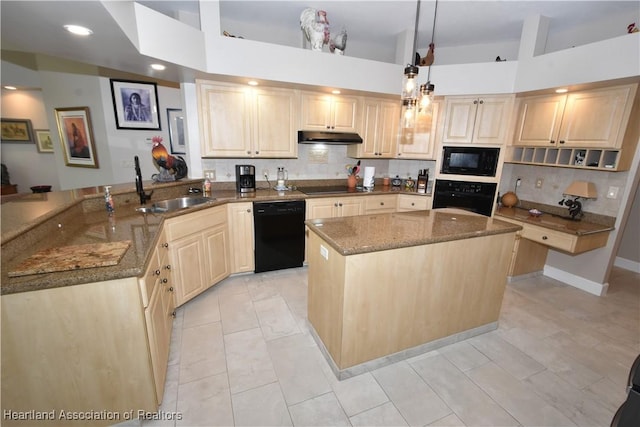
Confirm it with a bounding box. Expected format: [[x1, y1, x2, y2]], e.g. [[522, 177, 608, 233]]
[[305, 209, 522, 379]]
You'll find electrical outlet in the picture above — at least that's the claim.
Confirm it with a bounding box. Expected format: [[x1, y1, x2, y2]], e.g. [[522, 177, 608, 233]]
[[607, 186, 619, 199], [535, 178, 543, 188], [203, 169, 216, 181], [263, 169, 269, 180], [516, 178, 522, 187]]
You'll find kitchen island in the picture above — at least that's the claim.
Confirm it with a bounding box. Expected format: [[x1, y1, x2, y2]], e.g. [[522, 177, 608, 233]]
[[305, 208, 522, 379]]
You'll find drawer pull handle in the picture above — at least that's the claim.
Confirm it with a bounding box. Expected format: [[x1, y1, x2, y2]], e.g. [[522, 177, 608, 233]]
[[542, 236, 548, 240]]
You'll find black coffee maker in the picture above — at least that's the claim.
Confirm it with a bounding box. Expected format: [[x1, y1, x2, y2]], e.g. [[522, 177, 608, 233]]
[[235, 165, 256, 193]]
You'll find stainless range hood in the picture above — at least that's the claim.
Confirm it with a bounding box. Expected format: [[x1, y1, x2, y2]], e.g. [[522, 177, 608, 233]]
[[298, 130, 363, 144]]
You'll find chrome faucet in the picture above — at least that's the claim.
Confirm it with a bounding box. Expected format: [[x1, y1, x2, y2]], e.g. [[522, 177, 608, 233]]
[[134, 156, 153, 204]]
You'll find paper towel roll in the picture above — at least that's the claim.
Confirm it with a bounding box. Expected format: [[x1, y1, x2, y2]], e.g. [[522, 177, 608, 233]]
[[363, 166, 375, 189]]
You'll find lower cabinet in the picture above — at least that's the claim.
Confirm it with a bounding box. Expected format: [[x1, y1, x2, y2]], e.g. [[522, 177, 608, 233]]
[[397, 194, 432, 211], [227, 202, 255, 273], [305, 196, 365, 219], [165, 205, 230, 307], [363, 194, 398, 214]]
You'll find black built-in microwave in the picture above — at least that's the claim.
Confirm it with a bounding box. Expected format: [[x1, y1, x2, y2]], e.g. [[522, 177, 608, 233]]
[[441, 146, 500, 177]]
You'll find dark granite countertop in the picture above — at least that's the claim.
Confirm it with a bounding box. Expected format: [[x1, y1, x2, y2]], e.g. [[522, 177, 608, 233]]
[[305, 208, 522, 256], [495, 206, 614, 236]]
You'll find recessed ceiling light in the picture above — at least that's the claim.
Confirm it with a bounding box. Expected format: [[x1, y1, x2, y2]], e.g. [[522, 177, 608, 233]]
[[555, 88, 568, 93], [3, 86, 17, 90], [64, 24, 93, 36], [151, 64, 166, 71], [248, 80, 258, 86], [332, 90, 341, 94]]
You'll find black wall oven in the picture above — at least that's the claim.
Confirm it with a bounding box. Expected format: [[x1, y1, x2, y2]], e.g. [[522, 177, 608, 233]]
[[433, 179, 497, 217], [441, 146, 500, 177]]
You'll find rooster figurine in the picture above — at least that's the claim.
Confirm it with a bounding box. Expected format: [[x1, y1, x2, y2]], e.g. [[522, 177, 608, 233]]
[[151, 136, 188, 182], [416, 43, 435, 67], [300, 8, 330, 51]]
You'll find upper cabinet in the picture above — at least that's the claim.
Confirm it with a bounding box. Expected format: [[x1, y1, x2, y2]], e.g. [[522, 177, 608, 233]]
[[442, 95, 514, 145], [197, 81, 298, 158], [397, 100, 442, 160], [347, 98, 399, 159], [300, 92, 361, 132], [512, 84, 637, 148]]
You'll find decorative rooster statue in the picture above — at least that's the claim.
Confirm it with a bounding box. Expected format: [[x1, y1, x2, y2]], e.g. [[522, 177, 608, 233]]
[[300, 8, 330, 51], [151, 136, 188, 182], [416, 43, 435, 67]]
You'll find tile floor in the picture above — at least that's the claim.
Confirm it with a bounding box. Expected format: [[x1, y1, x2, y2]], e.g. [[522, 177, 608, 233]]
[[136, 266, 639, 427]]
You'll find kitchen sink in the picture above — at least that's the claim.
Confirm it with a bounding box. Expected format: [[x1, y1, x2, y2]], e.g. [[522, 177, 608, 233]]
[[136, 196, 215, 214]]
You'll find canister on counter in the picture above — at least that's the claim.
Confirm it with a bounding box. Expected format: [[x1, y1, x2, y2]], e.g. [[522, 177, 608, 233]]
[[417, 169, 429, 194]]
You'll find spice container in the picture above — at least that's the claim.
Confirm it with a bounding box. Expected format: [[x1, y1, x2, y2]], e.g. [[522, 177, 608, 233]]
[[104, 186, 114, 214]]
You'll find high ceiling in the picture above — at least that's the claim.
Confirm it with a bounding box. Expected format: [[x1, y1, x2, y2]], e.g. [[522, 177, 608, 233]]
[[2, 1, 638, 84]]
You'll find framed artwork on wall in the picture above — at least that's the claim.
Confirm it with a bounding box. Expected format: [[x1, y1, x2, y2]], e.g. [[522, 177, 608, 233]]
[[1, 118, 34, 143], [110, 79, 161, 130], [35, 129, 54, 153], [54, 107, 99, 168], [166, 108, 186, 154]]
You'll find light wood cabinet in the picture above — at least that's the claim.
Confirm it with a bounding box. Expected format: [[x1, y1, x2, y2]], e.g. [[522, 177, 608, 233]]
[[442, 95, 514, 145], [300, 92, 361, 132], [305, 196, 365, 219], [227, 202, 255, 273], [165, 206, 230, 306], [363, 194, 398, 214], [396, 101, 441, 159], [197, 81, 298, 158], [347, 98, 399, 158], [397, 194, 431, 211], [512, 84, 637, 148]]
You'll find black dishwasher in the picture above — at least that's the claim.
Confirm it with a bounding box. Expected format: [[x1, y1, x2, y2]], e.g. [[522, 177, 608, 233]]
[[253, 200, 306, 273]]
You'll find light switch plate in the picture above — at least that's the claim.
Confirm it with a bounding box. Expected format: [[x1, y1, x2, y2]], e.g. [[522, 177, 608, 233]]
[[320, 245, 329, 260], [535, 178, 543, 188], [607, 186, 619, 199]]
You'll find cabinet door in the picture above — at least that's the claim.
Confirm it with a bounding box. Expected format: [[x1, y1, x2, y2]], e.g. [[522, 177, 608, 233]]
[[227, 202, 255, 273], [473, 96, 513, 144], [397, 101, 440, 159], [169, 234, 208, 306], [305, 198, 337, 219], [397, 194, 431, 211], [198, 82, 251, 157], [558, 86, 634, 148], [354, 100, 380, 157], [203, 224, 230, 287], [376, 101, 400, 157], [145, 281, 171, 405], [442, 96, 478, 144], [512, 94, 566, 147], [331, 96, 360, 132], [337, 197, 365, 217], [300, 93, 333, 130], [253, 89, 298, 157], [364, 195, 397, 214]]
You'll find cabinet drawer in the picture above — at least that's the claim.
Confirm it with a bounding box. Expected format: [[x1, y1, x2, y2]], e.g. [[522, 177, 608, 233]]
[[165, 206, 227, 240], [397, 195, 430, 211], [520, 224, 575, 252], [364, 195, 397, 213]]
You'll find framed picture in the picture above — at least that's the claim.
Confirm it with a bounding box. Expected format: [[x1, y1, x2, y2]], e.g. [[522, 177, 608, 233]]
[[54, 107, 99, 168], [110, 79, 160, 130], [1, 118, 34, 143], [35, 129, 54, 153], [167, 108, 186, 154]]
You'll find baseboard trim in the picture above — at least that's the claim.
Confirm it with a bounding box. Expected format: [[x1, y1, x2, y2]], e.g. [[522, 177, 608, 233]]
[[614, 256, 640, 273], [543, 265, 608, 296]]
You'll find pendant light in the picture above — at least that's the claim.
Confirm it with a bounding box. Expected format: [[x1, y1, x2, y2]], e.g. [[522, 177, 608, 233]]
[[400, 0, 422, 143], [418, 0, 438, 116]]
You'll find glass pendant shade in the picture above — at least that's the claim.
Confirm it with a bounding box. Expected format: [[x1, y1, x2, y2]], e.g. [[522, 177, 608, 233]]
[[419, 82, 435, 113], [402, 65, 419, 100], [400, 99, 417, 144]]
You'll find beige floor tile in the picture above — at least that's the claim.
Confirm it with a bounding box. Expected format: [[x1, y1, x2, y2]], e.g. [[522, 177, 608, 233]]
[[439, 340, 490, 372], [349, 401, 409, 426], [176, 372, 233, 426], [372, 361, 451, 426], [288, 392, 350, 426], [427, 412, 466, 426], [178, 322, 226, 385], [231, 381, 292, 426], [254, 295, 301, 341], [330, 372, 390, 417], [219, 291, 259, 334], [466, 361, 575, 426], [267, 333, 332, 405], [182, 287, 221, 329], [410, 354, 519, 426], [224, 327, 277, 394]]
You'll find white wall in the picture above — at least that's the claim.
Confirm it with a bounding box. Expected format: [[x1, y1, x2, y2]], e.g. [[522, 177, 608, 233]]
[[616, 182, 640, 271]]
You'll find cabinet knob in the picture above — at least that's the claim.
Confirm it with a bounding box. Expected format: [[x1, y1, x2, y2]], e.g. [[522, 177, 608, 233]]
[[169, 287, 174, 292], [397, 153, 402, 156], [559, 140, 565, 144], [154, 269, 161, 276], [165, 265, 171, 270], [380, 202, 384, 206], [542, 236, 548, 240], [247, 150, 251, 154], [473, 100, 478, 104], [161, 243, 168, 248], [411, 202, 415, 206], [479, 100, 484, 104], [255, 151, 259, 154], [338, 203, 343, 207], [550, 140, 555, 144], [161, 278, 168, 284], [172, 311, 176, 318], [247, 209, 251, 213]]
